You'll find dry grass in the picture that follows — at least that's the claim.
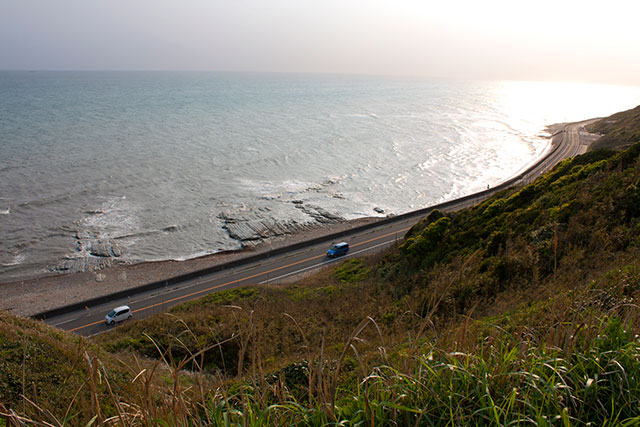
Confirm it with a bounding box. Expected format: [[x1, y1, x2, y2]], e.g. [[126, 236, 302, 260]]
[[4, 141, 640, 424], [3, 274, 640, 425]]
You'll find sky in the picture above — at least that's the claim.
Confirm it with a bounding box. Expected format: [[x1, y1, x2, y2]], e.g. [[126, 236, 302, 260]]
[[1, 0, 639, 86]]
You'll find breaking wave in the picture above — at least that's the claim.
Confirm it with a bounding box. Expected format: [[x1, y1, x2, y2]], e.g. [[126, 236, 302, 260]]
[[2, 71, 640, 281]]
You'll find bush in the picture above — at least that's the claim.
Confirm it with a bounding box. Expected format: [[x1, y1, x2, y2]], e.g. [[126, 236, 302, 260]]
[[400, 216, 451, 258], [485, 230, 507, 256], [335, 259, 370, 283]]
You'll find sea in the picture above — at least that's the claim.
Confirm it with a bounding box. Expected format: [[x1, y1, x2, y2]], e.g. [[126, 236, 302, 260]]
[[2, 71, 640, 282]]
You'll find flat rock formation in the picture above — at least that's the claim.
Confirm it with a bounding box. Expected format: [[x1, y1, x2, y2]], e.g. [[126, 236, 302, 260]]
[[56, 255, 114, 274], [55, 201, 345, 274], [55, 231, 123, 274], [220, 201, 344, 244]]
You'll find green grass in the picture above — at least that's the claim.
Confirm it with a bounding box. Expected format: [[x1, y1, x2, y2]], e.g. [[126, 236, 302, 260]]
[[0, 312, 132, 424], [11, 313, 638, 425], [3, 107, 640, 425], [588, 105, 640, 151], [334, 258, 370, 283]]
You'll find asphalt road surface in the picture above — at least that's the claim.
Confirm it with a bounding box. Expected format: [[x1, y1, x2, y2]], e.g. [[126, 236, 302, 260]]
[[46, 121, 595, 336]]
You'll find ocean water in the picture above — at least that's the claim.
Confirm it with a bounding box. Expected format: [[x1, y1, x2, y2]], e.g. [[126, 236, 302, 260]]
[[1, 71, 640, 281]]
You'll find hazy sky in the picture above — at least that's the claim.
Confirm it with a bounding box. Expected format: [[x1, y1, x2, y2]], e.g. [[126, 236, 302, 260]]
[[1, 0, 639, 85]]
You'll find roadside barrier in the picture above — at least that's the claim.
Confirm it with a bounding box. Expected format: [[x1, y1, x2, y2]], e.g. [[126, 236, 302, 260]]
[[32, 130, 565, 321]]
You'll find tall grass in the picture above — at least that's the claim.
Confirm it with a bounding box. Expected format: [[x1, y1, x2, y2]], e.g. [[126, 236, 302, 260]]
[[3, 308, 640, 426], [4, 140, 640, 424]]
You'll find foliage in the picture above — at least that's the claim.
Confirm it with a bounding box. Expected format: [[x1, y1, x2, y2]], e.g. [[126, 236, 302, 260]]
[[334, 258, 370, 283], [589, 105, 640, 151], [174, 287, 259, 311], [5, 109, 640, 424], [0, 312, 131, 424], [384, 141, 640, 313]]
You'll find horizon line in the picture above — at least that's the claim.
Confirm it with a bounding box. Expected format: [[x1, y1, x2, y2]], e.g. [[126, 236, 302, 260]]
[[1, 69, 638, 88]]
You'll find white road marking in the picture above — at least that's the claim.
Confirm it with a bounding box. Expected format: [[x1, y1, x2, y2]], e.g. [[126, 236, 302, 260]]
[[259, 239, 395, 284]]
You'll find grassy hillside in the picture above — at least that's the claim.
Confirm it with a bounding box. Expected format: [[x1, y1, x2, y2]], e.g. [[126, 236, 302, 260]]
[[588, 105, 640, 151], [0, 311, 136, 424], [3, 110, 640, 424]]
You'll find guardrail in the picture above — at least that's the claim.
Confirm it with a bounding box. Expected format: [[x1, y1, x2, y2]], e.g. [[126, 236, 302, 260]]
[[33, 130, 565, 321]]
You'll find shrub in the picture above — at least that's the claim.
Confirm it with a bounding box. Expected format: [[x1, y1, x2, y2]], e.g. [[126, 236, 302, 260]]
[[335, 258, 370, 283], [400, 216, 451, 258], [481, 198, 506, 218], [485, 230, 507, 256], [406, 209, 446, 238], [173, 287, 259, 311]]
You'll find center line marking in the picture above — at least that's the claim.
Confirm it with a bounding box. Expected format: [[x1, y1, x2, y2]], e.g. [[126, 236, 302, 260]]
[[68, 227, 410, 333]]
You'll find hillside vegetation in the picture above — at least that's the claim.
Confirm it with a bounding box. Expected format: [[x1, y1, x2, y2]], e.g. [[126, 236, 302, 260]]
[[589, 104, 640, 151], [2, 107, 640, 425]]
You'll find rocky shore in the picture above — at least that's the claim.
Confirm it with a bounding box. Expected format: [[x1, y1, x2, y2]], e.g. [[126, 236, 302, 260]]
[[0, 120, 578, 318], [0, 215, 378, 317], [49, 199, 362, 277], [220, 202, 344, 242]]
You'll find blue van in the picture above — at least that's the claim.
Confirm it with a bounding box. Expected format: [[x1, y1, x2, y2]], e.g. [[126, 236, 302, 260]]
[[327, 242, 349, 258]]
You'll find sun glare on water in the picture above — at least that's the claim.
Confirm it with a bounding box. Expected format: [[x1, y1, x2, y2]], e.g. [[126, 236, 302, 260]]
[[493, 81, 640, 133]]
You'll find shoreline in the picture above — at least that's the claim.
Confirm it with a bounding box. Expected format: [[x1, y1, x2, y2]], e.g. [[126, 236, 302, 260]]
[[0, 217, 379, 316], [0, 121, 580, 317]]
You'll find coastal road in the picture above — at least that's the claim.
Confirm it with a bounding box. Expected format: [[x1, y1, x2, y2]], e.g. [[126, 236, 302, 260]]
[[45, 121, 596, 336], [520, 119, 597, 184], [48, 218, 415, 336]]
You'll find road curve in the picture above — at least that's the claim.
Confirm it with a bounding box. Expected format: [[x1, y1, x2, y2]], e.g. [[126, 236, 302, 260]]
[[42, 121, 598, 336]]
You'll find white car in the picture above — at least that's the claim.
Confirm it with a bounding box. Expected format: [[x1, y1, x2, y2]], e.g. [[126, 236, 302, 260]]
[[105, 305, 132, 325]]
